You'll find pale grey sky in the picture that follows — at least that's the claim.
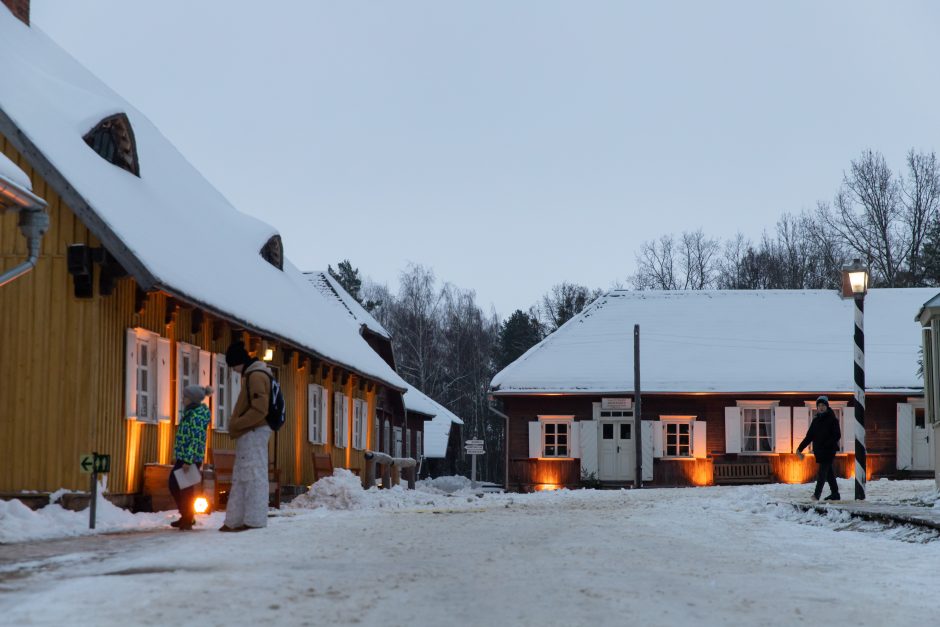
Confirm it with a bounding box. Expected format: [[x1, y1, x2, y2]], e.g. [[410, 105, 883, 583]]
[[32, 1, 940, 317]]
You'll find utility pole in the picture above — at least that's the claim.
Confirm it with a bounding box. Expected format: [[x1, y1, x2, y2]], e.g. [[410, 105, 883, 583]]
[[634, 324, 642, 489]]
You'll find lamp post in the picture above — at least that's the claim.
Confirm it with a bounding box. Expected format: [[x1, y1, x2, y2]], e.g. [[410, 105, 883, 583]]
[[842, 259, 869, 500]]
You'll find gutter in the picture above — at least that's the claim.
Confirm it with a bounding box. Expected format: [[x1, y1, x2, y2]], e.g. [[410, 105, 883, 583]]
[[0, 173, 48, 288], [488, 399, 510, 491]]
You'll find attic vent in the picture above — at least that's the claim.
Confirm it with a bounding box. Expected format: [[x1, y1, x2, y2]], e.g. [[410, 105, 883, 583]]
[[260, 235, 283, 270], [83, 113, 140, 177]]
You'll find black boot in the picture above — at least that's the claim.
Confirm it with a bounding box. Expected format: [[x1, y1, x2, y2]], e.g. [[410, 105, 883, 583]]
[[824, 493, 841, 501]]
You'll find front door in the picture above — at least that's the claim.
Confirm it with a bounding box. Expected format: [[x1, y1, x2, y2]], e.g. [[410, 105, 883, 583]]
[[598, 421, 635, 481], [913, 406, 934, 471]]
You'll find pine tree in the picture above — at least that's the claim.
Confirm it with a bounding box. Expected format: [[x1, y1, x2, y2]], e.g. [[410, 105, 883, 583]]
[[328, 260, 381, 311], [923, 214, 940, 286], [496, 309, 544, 371]]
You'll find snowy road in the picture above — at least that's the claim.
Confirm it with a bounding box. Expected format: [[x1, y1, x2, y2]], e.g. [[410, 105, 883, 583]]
[[1, 479, 938, 626]]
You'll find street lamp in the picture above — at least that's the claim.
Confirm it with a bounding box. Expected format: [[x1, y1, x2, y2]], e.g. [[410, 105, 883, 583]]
[[842, 259, 869, 500]]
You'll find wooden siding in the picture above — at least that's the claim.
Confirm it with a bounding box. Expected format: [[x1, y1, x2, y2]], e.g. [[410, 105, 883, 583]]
[[1, 134, 399, 497], [501, 392, 911, 490]]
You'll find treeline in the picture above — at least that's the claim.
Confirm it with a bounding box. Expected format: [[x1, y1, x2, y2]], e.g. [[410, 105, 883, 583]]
[[633, 150, 940, 291]]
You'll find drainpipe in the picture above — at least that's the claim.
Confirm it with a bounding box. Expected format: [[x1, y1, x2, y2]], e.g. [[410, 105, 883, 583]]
[[0, 174, 49, 288], [488, 400, 510, 491]]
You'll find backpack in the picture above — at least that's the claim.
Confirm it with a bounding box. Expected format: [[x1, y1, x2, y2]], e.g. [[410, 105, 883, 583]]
[[247, 369, 286, 432]]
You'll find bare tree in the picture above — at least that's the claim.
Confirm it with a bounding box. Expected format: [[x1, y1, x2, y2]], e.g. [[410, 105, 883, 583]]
[[632, 234, 679, 290], [537, 283, 601, 332], [899, 150, 940, 284], [680, 229, 720, 289]]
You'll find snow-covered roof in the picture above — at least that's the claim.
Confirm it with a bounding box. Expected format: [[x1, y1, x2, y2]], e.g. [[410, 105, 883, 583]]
[[491, 289, 934, 395], [403, 383, 463, 425], [0, 151, 30, 190], [918, 292, 940, 321], [305, 271, 391, 340], [0, 10, 406, 391], [423, 415, 456, 459], [400, 383, 462, 459]]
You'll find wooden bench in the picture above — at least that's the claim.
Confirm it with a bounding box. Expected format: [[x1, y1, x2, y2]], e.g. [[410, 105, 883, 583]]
[[714, 461, 772, 485], [312, 453, 334, 483], [211, 449, 281, 509]]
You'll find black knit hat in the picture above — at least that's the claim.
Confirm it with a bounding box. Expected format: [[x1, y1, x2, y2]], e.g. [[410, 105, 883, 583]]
[[225, 340, 251, 368], [816, 396, 830, 407]]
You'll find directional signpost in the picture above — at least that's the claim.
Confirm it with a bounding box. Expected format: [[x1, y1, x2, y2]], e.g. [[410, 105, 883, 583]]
[[80, 452, 111, 529], [465, 440, 485, 488]]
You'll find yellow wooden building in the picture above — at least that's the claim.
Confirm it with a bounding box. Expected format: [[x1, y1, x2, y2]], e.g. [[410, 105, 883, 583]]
[[0, 1, 408, 504]]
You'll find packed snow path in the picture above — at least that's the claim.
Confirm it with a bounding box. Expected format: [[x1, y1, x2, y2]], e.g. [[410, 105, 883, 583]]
[[1, 480, 938, 626]]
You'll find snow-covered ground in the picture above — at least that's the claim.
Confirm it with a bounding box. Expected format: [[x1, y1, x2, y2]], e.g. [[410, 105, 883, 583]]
[[1, 478, 938, 626]]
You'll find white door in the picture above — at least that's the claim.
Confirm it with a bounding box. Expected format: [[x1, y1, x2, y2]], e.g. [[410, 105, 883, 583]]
[[913, 406, 934, 471], [598, 421, 635, 481]]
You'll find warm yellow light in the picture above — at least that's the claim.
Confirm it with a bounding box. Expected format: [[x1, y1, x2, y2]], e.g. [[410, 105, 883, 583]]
[[848, 270, 867, 294], [535, 483, 560, 491], [262, 348, 274, 362], [194, 497, 209, 514]]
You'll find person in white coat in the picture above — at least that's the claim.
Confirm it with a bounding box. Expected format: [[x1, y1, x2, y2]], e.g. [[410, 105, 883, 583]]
[[219, 340, 273, 532]]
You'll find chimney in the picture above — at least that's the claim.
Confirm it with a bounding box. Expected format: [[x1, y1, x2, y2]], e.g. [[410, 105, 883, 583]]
[[1, 0, 29, 25]]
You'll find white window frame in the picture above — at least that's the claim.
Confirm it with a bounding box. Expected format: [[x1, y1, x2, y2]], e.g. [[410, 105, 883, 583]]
[[176, 342, 200, 423], [384, 419, 391, 454], [540, 416, 574, 458], [334, 391, 348, 448], [211, 353, 238, 433], [308, 383, 327, 444], [660, 415, 696, 459], [373, 415, 380, 452], [125, 328, 170, 424], [802, 400, 849, 453], [352, 398, 368, 450], [393, 426, 403, 458], [405, 427, 412, 458], [737, 401, 779, 455]]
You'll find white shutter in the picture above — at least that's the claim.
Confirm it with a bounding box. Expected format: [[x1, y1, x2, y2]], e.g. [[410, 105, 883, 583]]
[[842, 406, 856, 455], [579, 421, 598, 476], [528, 422, 541, 458], [198, 350, 211, 388], [792, 407, 810, 453], [156, 337, 172, 422], [124, 329, 138, 420], [569, 421, 580, 459], [724, 407, 742, 454], [774, 406, 791, 453], [308, 384, 319, 444], [230, 368, 242, 419], [343, 395, 350, 447], [693, 421, 707, 459], [897, 403, 914, 470], [210, 354, 220, 427], [652, 422, 664, 458], [641, 421, 654, 481], [320, 389, 329, 444]]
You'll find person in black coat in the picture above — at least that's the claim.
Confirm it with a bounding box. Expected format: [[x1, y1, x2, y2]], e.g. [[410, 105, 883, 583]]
[[796, 396, 842, 500]]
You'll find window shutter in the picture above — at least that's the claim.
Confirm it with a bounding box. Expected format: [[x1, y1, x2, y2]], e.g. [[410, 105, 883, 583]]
[[792, 407, 810, 453], [307, 385, 318, 444], [343, 396, 350, 447], [124, 329, 138, 420], [198, 350, 211, 388], [210, 354, 221, 428], [569, 421, 580, 459], [320, 389, 329, 444], [230, 368, 242, 419], [579, 421, 598, 476], [774, 406, 791, 453], [693, 421, 707, 458], [652, 422, 664, 458], [641, 421, 654, 481], [842, 406, 856, 455], [896, 403, 914, 470], [724, 407, 742, 454], [175, 343, 185, 422], [156, 337, 172, 422], [528, 422, 541, 458]]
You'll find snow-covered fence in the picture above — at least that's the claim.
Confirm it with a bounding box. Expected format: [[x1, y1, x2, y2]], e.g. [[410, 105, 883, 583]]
[[364, 451, 417, 490]]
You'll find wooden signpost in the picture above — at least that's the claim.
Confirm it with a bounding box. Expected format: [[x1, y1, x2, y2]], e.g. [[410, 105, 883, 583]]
[[465, 439, 485, 487]]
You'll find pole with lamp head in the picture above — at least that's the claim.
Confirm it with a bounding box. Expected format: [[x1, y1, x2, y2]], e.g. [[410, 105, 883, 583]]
[[842, 259, 869, 500]]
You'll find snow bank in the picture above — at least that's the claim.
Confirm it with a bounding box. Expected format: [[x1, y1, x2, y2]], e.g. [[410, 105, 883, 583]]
[[417, 475, 473, 494], [0, 490, 219, 544]]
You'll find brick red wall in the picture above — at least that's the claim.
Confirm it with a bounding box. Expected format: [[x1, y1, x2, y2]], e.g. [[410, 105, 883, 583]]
[[1, 0, 29, 25]]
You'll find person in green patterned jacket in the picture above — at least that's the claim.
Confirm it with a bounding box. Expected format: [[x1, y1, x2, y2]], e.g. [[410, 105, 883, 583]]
[[168, 385, 213, 530]]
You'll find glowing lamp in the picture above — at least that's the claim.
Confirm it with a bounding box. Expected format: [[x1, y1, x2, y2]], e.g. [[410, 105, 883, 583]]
[[841, 259, 869, 298], [262, 348, 274, 362], [194, 496, 209, 514]]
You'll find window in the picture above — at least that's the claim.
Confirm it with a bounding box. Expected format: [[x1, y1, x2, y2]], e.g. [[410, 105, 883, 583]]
[[405, 427, 412, 458], [177, 342, 207, 422], [374, 415, 380, 451], [599, 410, 632, 418], [308, 384, 327, 444], [384, 419, 391, 454], [802, 401, 848, 453], [416, 431, 423, 459], [83, 113, 140, 176], [393, 427, 403, 458], [543, 421, 570, 458], [915, 407, 926, 429], [260, 235, 284, 270], [742, 407, 774, 453], [124, 328, 170, 423], [352, 399, 368, 450], [211, 354, 240, 432], [664, 422, 691, 457], [334, 391, 348, 447]]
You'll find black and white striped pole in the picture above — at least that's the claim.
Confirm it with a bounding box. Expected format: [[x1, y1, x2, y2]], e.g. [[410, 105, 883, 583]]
[[843, 259, 869, 500]]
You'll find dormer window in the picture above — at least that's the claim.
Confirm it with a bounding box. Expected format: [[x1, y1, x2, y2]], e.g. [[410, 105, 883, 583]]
[[83, 113, 140, 176], [260, 235, 283, 270]]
